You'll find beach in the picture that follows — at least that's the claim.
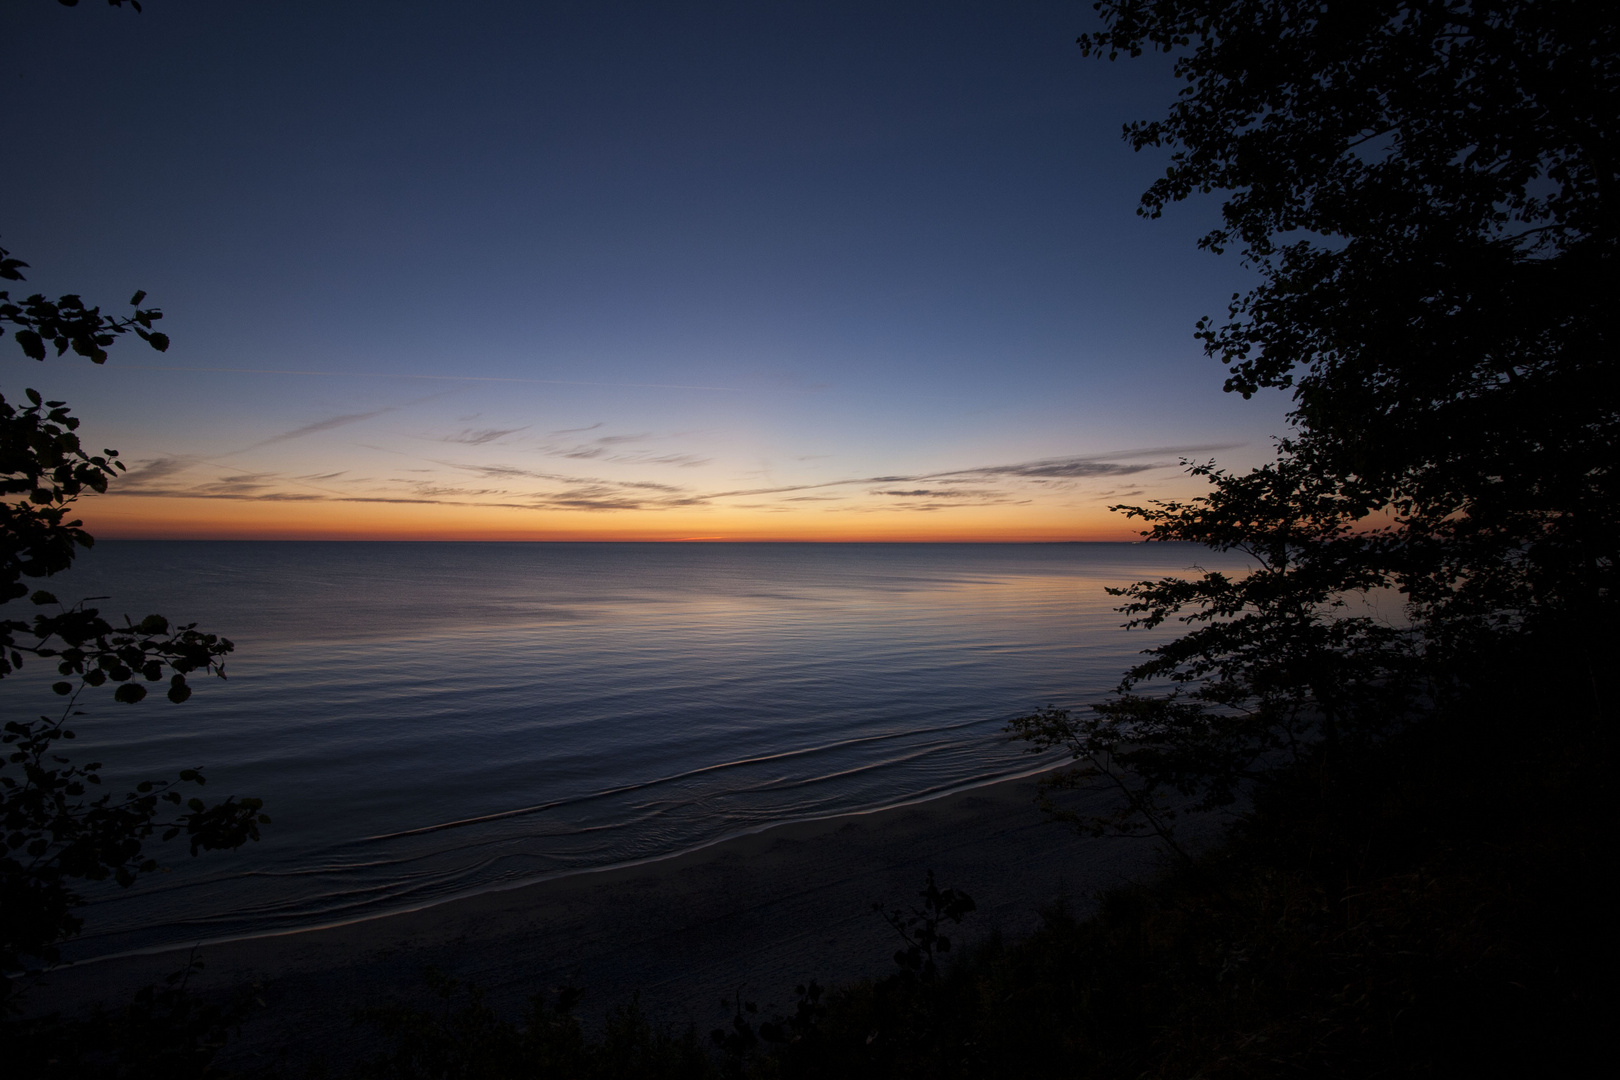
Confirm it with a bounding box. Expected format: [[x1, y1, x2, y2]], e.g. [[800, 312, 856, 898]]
[[29, 771, 1188, 1070]]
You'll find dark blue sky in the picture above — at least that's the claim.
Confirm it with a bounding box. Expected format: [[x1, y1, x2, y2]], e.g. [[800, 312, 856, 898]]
[[2, 1, 1288, 539]]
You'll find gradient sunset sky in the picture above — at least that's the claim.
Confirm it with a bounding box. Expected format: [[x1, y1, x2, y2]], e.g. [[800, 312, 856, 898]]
[[2, 1, 1289, 541]]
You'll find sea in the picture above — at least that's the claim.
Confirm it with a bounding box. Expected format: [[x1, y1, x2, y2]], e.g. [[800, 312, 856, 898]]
[[1, 541, 1252, 962]]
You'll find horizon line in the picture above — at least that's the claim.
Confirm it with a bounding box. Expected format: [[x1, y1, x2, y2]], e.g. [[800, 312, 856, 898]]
[[86, 536, 1157, 544]]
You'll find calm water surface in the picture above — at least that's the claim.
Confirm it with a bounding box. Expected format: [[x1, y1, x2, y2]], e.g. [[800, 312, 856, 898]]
[[3, 542, 1249, 959]]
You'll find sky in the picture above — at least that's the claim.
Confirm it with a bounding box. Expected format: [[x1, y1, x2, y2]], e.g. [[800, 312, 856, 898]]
[[1, 0, 1291, 541]]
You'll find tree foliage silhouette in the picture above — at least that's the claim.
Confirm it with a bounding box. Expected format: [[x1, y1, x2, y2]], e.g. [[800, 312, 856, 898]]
[[0, 4, 270, 1065], [1019, 0, 1617, 839], [1, 241, 269, 1011]]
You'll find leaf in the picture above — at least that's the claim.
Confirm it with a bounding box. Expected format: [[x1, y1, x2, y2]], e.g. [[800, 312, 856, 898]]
[[147, 331, 169, 352], [113, 682, 147, 704], [15, 329, 45, 360], [51, 682, 73, 696]]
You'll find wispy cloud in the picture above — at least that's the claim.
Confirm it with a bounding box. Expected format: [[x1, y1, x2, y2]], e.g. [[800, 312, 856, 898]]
[[1084, 443, 1242, 460], [103, 443, 1232, 518], [249, 406, 398, 448], [240, 390, 464, 451], [652, 454, 710, 467], [950, 457, 1159, 479], [116, 457, 193, 490], [441, 462, 580, 483], [439, 426, 528, 445], [534, 431, 709, 468], [875, 488, 986, 498], [703, 446, 1220, 502]]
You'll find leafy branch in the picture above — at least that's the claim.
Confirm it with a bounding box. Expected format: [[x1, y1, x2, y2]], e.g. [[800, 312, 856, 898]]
[[1, 243, 168, 364], [0, 241, 265, 1015]]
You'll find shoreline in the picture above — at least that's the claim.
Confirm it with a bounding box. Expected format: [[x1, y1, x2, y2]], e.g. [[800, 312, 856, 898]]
[[27, 769, 1194, 1068], [60, 762, 1067, 970]]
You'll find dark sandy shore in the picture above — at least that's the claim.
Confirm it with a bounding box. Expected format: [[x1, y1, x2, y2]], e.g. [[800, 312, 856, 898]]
[[29, 771, 1190, 1069]]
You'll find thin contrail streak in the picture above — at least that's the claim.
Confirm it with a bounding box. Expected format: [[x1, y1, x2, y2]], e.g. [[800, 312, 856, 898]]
[[115, 365, 746, 392]]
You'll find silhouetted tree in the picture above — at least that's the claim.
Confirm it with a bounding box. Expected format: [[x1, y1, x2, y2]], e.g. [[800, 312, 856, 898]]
[[1, 240, 269, 1012], [1012, 447, 1417, 847], [1099, 0, 1617, 630], [1, 1, 270, 1023], [1018, 0, 1617, 838]]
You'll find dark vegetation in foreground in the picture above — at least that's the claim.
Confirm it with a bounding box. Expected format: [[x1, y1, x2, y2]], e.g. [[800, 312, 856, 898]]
[[16, 631, 1608, 1079], [334, 644, 1619, 1078]]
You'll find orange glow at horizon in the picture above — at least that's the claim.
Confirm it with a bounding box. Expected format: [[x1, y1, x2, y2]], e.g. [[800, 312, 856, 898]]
[[80, 496, 1148, 543]]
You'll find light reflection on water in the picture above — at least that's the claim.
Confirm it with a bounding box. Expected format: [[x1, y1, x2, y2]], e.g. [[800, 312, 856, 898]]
[[2, 542, 1251, 959]]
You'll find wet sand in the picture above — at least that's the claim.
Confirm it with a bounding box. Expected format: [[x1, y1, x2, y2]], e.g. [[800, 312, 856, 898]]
[[29, 771, 1187, 1070]]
